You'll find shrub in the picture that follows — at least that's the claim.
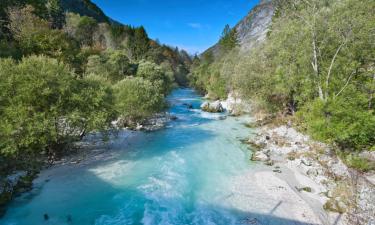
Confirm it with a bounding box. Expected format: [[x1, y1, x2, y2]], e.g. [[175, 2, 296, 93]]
[[114, 77, 165, 126], [136, 60, 173, 95], [298, 98, 375, 151], [0, 56, 116, 157]]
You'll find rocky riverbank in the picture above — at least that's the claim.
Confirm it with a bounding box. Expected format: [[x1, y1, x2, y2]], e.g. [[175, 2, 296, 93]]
[[0, 171, 37, 217], [246, 122, 375, 225], [0, 112, 173, 218]]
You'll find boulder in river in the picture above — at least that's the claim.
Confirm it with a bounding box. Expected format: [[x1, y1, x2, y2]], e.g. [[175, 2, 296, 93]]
[[201, 101, 225, 113]]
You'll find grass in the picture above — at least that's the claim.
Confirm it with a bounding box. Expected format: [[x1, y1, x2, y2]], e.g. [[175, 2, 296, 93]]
[[338, 151, 375, 173]]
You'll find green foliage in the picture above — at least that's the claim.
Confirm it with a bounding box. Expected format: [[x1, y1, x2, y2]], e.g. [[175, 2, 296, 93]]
[[0, 1, 191, 180], [64, 13, 98, 46], [207, 72, 227, 100], [0, 56, 116, 157], [298, 98, 375, 150], [136, 60, 174, 95], [114, 77, 165, 125], [8, 6, 79, 64], [190, 0, 374, 153], [338, 152, 375, 172], [85, 50, 133, 82], [219, 24, 238, 52], [46, 0, 65, 29]]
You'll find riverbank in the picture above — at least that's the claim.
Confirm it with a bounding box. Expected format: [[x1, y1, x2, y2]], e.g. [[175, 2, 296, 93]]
[[245, 120, 375, 225], [0, 112, 173, 218], [2, 89, 374, 225]]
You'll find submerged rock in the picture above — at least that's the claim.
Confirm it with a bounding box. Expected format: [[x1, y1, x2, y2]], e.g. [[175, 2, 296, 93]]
[[182, 103, 193, 109]]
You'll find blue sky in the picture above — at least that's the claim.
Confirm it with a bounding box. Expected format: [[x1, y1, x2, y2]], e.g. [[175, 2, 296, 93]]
[[92, 0, 259, 54]]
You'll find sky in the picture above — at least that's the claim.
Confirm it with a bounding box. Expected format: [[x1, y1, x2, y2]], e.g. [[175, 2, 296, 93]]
[[91, 0, 260, 54]]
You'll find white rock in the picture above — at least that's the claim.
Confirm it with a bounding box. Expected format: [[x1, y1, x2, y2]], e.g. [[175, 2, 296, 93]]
[[251, 152, 269, 162], [329, 159, 350, 178], [301, 157, 313, 166], [200, 101, 224, 113], [307, 168, 319, 177]]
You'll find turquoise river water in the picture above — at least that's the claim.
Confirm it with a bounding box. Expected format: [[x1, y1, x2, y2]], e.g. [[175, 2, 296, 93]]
[[0, 89, 305, 225]]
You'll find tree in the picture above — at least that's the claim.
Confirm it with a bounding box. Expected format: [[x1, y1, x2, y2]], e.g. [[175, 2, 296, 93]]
[[114, 77, 165, 126], [219, 24, 238, 52], [136, 60, 173, 95], [46, 0, 65, 29], [85, 50, 132, 82], [128, 26, 150, 60], [8, 6, 79, 63], [64, 13, 98, 46], [0, 56, 116, 158]]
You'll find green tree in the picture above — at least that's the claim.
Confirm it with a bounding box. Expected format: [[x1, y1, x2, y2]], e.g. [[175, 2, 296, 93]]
[[0, 56, 116, 158], [136, 60, 173, 95], [114, 77, 165, 127], [64, 13, 98, 46], [8, 6, 79, 64], [46, 0, 64, 29], [128, 26, 150, 60], [219, 24, 238, 52]]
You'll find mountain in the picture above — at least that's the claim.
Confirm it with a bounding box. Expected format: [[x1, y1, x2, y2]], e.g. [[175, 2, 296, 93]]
[[235, 0, 274, 52], [205, 0, 274, 57], [60, 0, 110, 23]]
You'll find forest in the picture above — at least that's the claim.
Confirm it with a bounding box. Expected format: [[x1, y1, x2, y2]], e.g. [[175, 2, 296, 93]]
[[0, 0, 191, 180]]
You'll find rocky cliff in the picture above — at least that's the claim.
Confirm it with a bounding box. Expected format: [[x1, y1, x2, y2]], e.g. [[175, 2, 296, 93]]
[[235, 0, 274, 53], [205, 0, 274, 57]]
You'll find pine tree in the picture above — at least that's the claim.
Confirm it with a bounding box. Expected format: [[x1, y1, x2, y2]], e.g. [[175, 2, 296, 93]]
[[219, 24, 238, 52]]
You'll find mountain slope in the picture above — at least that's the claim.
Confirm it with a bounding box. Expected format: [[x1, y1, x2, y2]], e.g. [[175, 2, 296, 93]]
[[205, 0, 274, 57], [60, 0, 110, 23], [235, 0, 274, 52]]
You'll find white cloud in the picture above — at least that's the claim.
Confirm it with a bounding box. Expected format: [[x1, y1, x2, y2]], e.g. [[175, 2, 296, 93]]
[[187, 23, 203, 29]]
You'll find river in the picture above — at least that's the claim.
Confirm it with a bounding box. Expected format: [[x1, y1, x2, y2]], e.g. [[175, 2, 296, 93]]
[[0, 88, 318, 225]]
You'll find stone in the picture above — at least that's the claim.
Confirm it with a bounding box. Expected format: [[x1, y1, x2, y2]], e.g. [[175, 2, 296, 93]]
[[330, 160, 350, 178], [183, 103, 193, 109], [264, 160, 274, 166], [200, 101, 225, 113], [301, 158, 313, 166], [306, 168, 319, 177], [251, 152, 269, 162], [337, 201, 348, 212]]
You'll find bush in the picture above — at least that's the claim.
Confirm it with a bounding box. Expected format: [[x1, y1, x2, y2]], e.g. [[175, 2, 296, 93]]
[[338, 152, 375, 172], [0, 56, 116, 157], [114, 77, 165, 126], [207, 72, 227, 100], [136, 60, 173, 95], [298, 98, 375, 150], [85, 50, 134, 83], [8, 6, 79, 65]]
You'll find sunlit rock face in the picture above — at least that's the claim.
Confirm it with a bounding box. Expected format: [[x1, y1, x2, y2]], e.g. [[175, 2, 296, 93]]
[[204, 0, 275, 57], [235, 0, 274, 53]]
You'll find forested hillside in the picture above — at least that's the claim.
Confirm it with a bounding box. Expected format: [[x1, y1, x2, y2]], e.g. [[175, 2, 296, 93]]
[[189, 0, 375, 169], [0, 0, 191, 206]]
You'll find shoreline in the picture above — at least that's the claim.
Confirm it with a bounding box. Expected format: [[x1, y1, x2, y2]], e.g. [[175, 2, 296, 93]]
[[2, 100, 374, 224], [245, 122, 375, 225]]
